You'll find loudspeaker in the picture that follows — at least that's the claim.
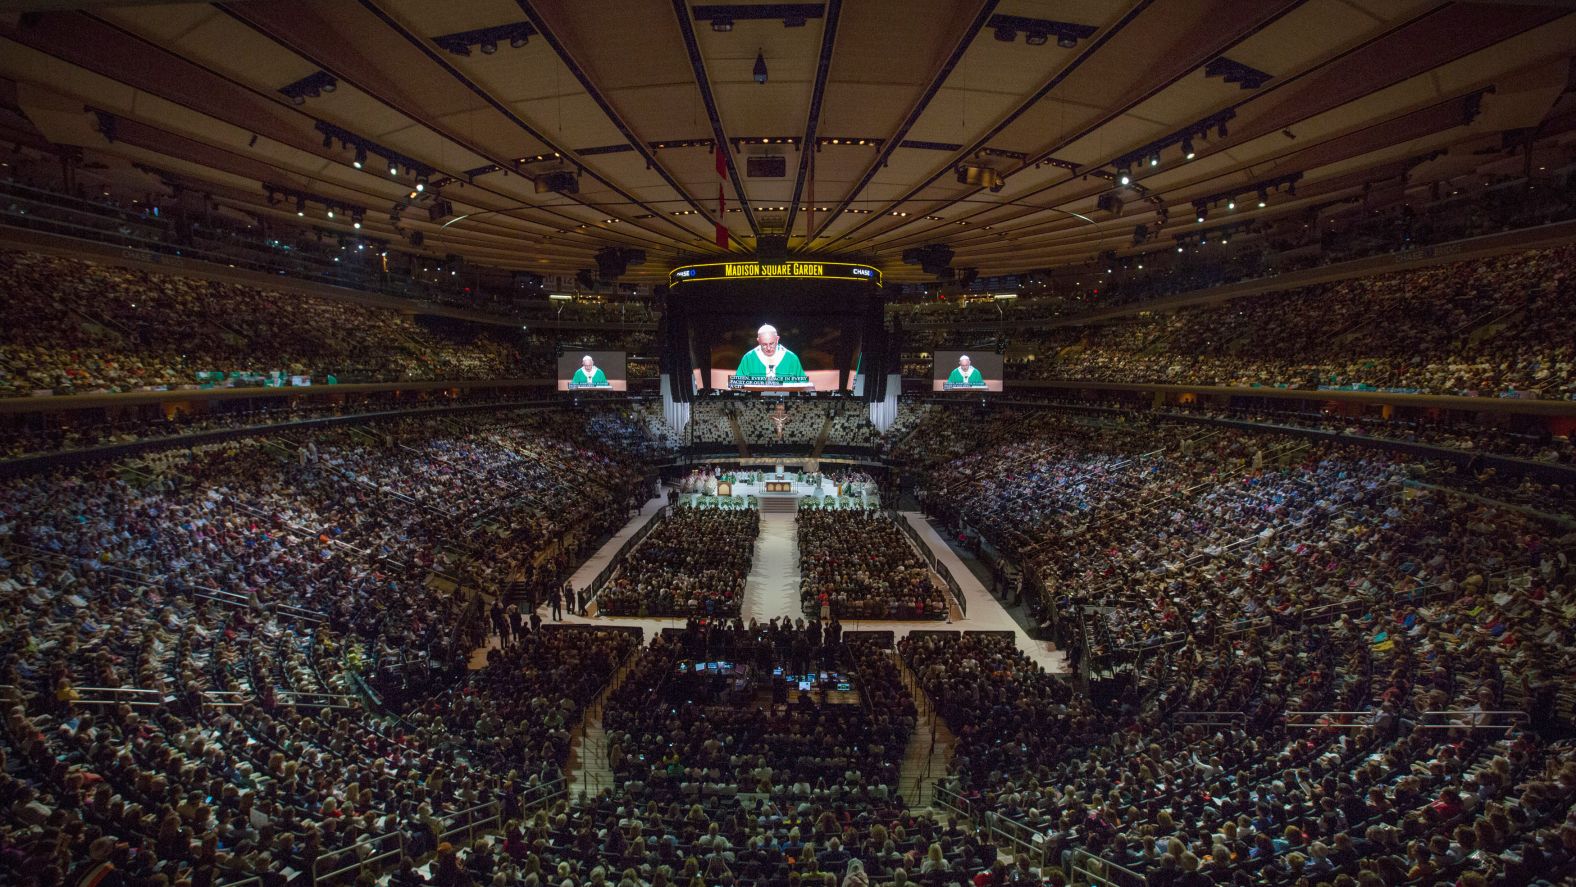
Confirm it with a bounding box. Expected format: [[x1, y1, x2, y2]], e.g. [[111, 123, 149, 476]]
[[746, 155, 787, 178], [535, 170, 578, 194], [757, 234, 788, 262]]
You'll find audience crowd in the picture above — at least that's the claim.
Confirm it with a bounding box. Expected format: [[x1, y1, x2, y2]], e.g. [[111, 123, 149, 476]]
[[603, 619, 916, 802], [0, 251, 538, 396], [596, 507, 758, 618], [1007, 247, 1576, 399], [798, 510, 948, 620], [0, 406, 656, 885]]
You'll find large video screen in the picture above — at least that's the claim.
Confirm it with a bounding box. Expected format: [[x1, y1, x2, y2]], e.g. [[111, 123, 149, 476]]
[[704, 318, 858, 391], [558, 350, 627, 392], [931, 350, 1003, 392]]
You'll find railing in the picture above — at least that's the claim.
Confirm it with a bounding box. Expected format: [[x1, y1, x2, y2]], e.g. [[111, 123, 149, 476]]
[[311, 830, 405, 885], [585, 504, 670, 606], [982, 810, 1052, 869], [1172, 710, 1247, 727], [71, 686, 167, 708], [933, 783, 973, 820], [1285, 709, 1529, 730], [1067, 848, 1148, 887], [439, 800, 502, 847], [521, 776, 569, 810], [888, 510, 967, 617]]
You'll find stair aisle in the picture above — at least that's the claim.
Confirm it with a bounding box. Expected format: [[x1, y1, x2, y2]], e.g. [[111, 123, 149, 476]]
[[566, 653, 637, 798], [896, 651, 954, 810]]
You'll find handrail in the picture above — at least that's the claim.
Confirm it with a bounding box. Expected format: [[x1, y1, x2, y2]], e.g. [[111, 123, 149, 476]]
[[1066, 847, 1148, 887], [311, 830, 405, 884], [438, 799, 502, 847]]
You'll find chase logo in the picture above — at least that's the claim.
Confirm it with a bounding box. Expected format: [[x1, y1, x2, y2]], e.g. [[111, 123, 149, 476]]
[[851, 267, 873, 278], [675, 268, 697, 278]]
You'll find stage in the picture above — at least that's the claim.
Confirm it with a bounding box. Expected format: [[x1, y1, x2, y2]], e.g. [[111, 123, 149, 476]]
[[677, 469, 879, 508]]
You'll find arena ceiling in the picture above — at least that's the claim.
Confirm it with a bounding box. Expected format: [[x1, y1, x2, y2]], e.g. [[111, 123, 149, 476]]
[[2, 0, 1576, 284]]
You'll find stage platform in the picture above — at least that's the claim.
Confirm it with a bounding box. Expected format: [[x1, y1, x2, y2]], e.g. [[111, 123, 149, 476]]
[[678, 474, 879, 509]]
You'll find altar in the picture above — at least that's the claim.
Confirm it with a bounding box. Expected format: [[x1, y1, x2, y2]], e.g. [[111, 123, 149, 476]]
[[677, 464, 880, 509]]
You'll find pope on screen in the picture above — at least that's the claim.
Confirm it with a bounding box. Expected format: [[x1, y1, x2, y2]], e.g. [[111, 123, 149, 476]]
[[572, 355, 610, 387], [948, 354, 987, 386], [735, 324, 808, 384]]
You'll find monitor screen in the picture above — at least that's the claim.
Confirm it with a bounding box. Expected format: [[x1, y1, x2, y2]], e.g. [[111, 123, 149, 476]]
[[704, 316, 858, 392], [931, 350, 1003, 392], [558, 350, 627, 392], [672, 277, 879, 394]]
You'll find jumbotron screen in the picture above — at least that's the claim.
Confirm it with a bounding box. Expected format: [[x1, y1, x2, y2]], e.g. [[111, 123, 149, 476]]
[[558, 350, 627, 392], [703, 316, 859, 392], [931, 350, 1003, 392]]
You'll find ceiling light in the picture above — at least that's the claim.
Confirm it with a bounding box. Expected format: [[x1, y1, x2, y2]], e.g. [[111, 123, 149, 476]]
[[479, 41, 497, 54], [511, 34, 528, 48], [352, 146, 366, 169], [711, 16, 733, 32], [1148, 152, 1160, 167], [296, 197, 306, 217], [1183, 139, 1195, 160], [1024, 30, 1048, 46], [326, 206, 335, 218], [1226, 199, 1235, 210], [389, 161, 399, 176], [1117, 168, 1131, 186], [1257, 189, 1267, 208], [415, 177, 427, 192], [753, 50, 768, 85], [1057, 33, 1078, 48]]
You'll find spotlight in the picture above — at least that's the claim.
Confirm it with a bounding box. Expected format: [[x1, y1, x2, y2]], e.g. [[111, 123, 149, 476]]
[[994, 26, 1017, 42], [510, 35, 528, 48], [326, 206, 335, 218], [1226, 199, 1235, 210], [1177, 245, 1184, 252], [296, 196, 306, 217], [753, 50, 767, 84], [352, 215, 362, 229], [320, 80, 336, 94], [1217, 121, 1228, 138], [1195, 207, 1206, 223], [389, 161, 399, 176], [322, 132, 334, 149], [415, 176, 427, 192], [352, 146, 366, 169], [1117, 168, 1131, 186], [480, 41, 497, 54], [1148, 152, 1160, 167], [1257, 188, 1267, 208], [1183, 138, 1195, 160], [290, 95, 305, 106], [1024, 30, 1048, 46], [1057, 33, 1077, 48], [711, 16, 733, 32]]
